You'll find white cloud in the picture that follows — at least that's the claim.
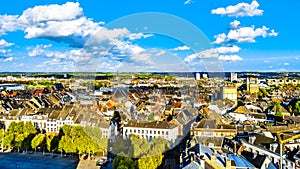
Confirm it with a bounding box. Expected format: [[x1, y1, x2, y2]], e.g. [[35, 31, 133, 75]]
[[213, 33, 227, 44], [0, 49, 11, 54], [0, 15, 22, 36], [229, 20, 240, 29], [213, 25, 278, 44], [16, 2, 103, 47], [283, 62, 289, 66], [218, 55, 242, 61], [269, 29, 278, 36], [0, 39, 14, 48], [155, 50, 166, 56], [127, 33, 153, 40], [215, 45, 241, 54], [211, 0, 263, 17], [184, 0, 192, 5], [19, 2, 83, 24], [28, 44, 52, 57], [184, 45, 241, 63], [2, 56, 14, 62], [172, 45, 190, 51]]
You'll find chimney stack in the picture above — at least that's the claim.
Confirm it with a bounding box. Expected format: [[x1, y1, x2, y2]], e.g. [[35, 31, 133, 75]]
[[249, 136, 256, 144], [233, 141, 237, 154], [210, 154, 216, 163], [270, 143, 278, 152], [226, 159, 232, 169]]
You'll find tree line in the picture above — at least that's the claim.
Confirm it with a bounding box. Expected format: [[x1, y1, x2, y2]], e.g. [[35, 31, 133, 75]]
[[0, 121, 107, 158]]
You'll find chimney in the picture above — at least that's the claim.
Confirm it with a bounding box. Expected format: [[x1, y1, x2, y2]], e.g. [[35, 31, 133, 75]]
[[233, 141, 237, 154], [270, 143, 278, 152], [249, 136, 256, 144], [226, 159, 231, 169], [200, 155, 205, 169]]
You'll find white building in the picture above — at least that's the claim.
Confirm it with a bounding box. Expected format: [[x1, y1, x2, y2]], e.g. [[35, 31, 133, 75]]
[[231, 72, 238, 82], [123, 120, 178, 143], [195, 73, 201, 80]]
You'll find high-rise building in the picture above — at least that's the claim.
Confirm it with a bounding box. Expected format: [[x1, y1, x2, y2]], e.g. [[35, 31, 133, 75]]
[[230, 72, 237, 82], [195, 73, 201, 80]]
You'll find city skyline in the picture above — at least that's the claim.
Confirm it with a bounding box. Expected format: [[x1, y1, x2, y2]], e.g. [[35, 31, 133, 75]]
[[0, 0, 299, 72]]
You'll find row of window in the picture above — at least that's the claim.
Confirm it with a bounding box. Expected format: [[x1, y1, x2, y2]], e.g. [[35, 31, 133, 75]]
[[125, 129, 169, 135], [48, 127, 57, 132]]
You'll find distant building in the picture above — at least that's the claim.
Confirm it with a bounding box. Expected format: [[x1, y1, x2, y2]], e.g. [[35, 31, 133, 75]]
[[202, 73, 208, 79], [221, 86, 237, 105], [231, 72, 238, 82], [0, 84, 27, 91], [195, 73, 200, 80]]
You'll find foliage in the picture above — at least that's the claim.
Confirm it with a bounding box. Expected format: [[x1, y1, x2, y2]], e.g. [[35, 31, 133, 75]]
[[1, 123, 107, 157], [268, 101, 283, 117], [112, 137, 169, 169], [294, 101, 300, 116], [31, 134, 45, 151]]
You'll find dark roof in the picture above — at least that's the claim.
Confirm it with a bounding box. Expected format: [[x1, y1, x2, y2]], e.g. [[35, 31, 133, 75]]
[[48, 110, 60, 120], [242, 151, 268, 168], [197, 119, 217, 129]]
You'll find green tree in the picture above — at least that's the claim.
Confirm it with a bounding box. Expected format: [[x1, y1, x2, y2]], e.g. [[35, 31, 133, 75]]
[[23, 122, 36, 135], [31, 134, 45, 153], [113, 153, 137, 169], [14, 134, 25, 152], [112, 137, 169, 169], [3, 133, 14, 149], [294, 101, 300, 116], [22, 134, 35, 152]]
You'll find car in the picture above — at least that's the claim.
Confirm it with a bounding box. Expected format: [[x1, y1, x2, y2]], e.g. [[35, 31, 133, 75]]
[[96, 158, 108, 166]]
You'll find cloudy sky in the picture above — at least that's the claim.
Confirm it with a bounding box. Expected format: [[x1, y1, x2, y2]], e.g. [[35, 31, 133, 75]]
[[0, 0, 299, 72]]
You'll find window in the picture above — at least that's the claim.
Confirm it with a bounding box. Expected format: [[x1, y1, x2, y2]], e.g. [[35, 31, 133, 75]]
[[154, 131, 156, 134], [166, 131, 168, 135], [162, 131, 164, 135], [158, 131, 160, 134]]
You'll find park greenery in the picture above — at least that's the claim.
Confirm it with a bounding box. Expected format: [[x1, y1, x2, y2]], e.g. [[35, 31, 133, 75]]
[[112, 135, 170, 169], [0, 122, 107, 158]]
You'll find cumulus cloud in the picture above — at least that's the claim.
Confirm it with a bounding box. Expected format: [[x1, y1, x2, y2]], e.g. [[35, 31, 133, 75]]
[[127, 33, 153, 40], [283, 62, 289, 66], [211, 0, 263, 17], [218, 55, 242, 61], [229, 20, 240, 30], [184, 45, 241, 63], [0, 15, 22, 36], [213, 25, 278, 44], [27, 44, 52, 57], [6, 2, 104, 48], [172, 45, 190, 51], [155, 50, 166, 56], [0, 39, 14, 48], [0, 56, 14, 62]]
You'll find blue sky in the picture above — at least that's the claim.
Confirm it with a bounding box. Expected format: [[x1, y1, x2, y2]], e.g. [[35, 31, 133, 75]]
[[0, 0, 299, 72]]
